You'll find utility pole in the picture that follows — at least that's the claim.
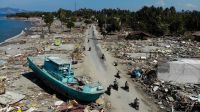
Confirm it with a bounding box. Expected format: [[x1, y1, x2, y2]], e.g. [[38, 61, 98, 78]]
[[75, 0, 77, 11]]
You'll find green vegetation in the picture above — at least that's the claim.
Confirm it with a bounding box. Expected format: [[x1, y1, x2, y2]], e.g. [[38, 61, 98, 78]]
[[57, 8, 72, 24], [43, 13, 54, 33], [84, 19, 92, 24], [8, 6, 200, 36], [8, 12, 50, 18], [67, 21, 75, 30]]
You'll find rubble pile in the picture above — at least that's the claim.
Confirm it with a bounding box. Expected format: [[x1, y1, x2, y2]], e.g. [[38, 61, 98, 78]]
[[100, 33, 200, 111], [102, 37, 200, 62], [136, 77, 200, 111]]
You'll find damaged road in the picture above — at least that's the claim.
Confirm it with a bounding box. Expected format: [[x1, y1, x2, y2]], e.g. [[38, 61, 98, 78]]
[[84, 25, 159, 112]]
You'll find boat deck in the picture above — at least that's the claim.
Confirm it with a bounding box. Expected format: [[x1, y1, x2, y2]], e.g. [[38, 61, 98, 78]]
[[29, 56, 45, 67]]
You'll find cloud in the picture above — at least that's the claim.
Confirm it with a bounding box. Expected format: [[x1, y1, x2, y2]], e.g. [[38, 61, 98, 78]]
[[185, 3, 197, 10]]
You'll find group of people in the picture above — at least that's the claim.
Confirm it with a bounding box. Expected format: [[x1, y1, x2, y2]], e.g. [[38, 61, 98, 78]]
[[86, 37, 139, 110], [106, 71, 140, 110], [82, 39, 91, 51], [83, 46, 91, 51], [108, 77, 129, 92]]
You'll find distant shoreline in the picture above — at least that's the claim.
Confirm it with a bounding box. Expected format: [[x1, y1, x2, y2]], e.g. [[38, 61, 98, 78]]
[[0, 30, 25, 45], [0, 17, 33, 45], [5, 30, 25, 42], [6, 16, 30, 21]]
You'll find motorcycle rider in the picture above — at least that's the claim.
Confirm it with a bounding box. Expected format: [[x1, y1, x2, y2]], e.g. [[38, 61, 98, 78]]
[[125, 81, 129, 91], [113, 79, 118, 90], [116, 70, 120, 78], [133, 97, 139, 110]]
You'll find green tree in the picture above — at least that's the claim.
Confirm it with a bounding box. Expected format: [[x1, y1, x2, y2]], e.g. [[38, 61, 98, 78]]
[[184, 11, 200, 31], [106, 17, 121, 33], [71, 17, 77, 22], [57, 8, 68, 24], [8, 7, 200, 37], [67, 21, 75, 31], [44, 13, 54, 33], [169, 16, 184, 35], [84, 19, 92, 24]]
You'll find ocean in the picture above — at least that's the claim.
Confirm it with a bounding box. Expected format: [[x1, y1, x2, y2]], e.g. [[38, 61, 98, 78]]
[[0, 15, 31, 43]]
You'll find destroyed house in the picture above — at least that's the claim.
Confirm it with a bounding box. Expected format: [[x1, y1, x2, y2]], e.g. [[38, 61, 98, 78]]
[[125, 31, 151, 40], [192, 31, 200, 42]]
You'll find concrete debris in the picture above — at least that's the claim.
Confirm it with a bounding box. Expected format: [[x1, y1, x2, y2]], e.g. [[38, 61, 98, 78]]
[[0, 91, 25, 105], [54, 100, 64, 106], [152, 86, 159, 92]]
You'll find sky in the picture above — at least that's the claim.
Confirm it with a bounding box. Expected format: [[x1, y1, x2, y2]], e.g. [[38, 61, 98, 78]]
[[0, 0, 200, 11]]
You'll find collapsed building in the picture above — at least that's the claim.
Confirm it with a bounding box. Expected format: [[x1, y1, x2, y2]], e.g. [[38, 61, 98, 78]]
[[125, 31, 152, 40]]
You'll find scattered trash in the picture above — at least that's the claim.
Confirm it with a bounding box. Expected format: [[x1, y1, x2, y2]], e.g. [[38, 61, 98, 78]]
[[54, 100, 64, 106], [152, 86, 159, 92]]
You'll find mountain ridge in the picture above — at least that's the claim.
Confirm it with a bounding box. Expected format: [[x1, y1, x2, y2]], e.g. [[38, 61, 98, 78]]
[[0, 7, 28, 14]]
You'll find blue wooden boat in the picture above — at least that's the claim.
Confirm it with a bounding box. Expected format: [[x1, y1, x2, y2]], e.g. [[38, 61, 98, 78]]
[[27, 56, 104, 102]]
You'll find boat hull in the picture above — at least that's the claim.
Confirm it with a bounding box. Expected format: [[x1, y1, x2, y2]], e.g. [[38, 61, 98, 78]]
[[27, 57, 103, 102]]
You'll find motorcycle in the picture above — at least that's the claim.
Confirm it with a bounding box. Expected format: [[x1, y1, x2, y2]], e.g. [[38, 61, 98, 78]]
[[113, 79, 118, 91], [115, 70, 120, 78], [105, 85, 112, 95], [88, 47, 91, 51], [124, 81, 129, 92], [101, 54, 105, 59], [131, 98, 139, 110], [113, 61, 118, 66]]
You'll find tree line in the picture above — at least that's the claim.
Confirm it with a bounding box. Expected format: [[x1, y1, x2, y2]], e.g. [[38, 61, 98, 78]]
[[7, 6, 200, 36]]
